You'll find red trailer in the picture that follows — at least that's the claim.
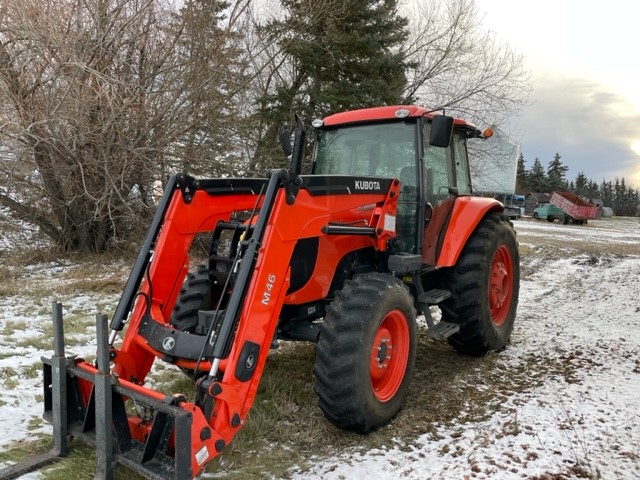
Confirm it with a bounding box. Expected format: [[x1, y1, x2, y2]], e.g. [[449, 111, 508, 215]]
[[550, 191, 598, 225]]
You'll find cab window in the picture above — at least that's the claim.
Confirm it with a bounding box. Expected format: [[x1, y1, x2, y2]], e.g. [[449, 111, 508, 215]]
[[452, 134, 471, 195], [423, 126, 454, 205], [313, 121, 416, 178]]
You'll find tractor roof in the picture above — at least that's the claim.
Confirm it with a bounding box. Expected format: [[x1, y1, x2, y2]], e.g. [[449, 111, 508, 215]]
[[321, 105, 477, 129]]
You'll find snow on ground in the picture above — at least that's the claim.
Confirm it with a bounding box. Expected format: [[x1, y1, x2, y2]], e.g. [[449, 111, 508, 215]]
[[515, 216, 639, 247], [1, 216, 639, 479], [0, 207, 43, 251], [287, 218, 640, 479], [0, 278, 119, 447]]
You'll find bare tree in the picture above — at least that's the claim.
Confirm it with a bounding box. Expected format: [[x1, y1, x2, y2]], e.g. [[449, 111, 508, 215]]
[[400, 0, 531, 194], [402, 0, 531, 126], [0, 0, 251, 251]]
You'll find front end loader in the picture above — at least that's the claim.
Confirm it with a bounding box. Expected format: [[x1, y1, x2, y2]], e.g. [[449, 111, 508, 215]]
[[0, 106, 519, 479]]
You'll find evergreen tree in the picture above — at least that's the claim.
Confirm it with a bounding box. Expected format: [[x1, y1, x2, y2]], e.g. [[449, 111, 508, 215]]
[[574, 172, 588, 196], [615, 178, 639, 216], [546, 153, 568, 191], [631, 188, 640, 216], [254, 0, 410, 169], [613, 178, 624, 214], [528, 158, 547, 192], [601, 180, 614, 208], [515, 152, 527, 193], [294, 0, 409, 115], [586, 180, 599, 200], [177, 0, 247, 176]]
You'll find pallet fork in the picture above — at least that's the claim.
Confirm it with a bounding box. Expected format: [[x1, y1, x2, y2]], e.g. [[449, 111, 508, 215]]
[[0, 302, 199, 480]]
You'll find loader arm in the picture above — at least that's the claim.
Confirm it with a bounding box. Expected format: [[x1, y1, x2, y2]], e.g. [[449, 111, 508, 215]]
[[42, 169, 399, 479]]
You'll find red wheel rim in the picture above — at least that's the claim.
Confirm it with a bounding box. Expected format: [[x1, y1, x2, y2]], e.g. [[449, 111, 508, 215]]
[[489, 245, 513, 326], [369, 310, 409, 402]]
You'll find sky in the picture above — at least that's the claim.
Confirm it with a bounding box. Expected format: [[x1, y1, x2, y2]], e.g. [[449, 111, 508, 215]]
[[476, 0, 640, 189]]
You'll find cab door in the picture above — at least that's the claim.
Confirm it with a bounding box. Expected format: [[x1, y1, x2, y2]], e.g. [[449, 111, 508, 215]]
[[421, 123, 470, 265]]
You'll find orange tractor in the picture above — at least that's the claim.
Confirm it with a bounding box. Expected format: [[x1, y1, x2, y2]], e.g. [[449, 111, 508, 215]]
[[1, 105, 519, 479]]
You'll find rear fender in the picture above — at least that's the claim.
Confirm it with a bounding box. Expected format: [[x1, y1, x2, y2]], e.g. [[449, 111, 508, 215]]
[[435, 197, 503, 267]]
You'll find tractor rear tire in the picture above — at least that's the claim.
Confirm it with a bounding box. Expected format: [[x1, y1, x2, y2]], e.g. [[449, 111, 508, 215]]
[[440, 214, 519, 356], [313, 272, 417, 433], [169, 264, 211, 333]]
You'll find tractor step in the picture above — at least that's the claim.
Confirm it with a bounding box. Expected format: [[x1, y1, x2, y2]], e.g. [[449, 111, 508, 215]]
[[426, 321, 460, 341], [388, 254, 422, 273], [418, 289, 451, 305], [417, 289, 454, 334]]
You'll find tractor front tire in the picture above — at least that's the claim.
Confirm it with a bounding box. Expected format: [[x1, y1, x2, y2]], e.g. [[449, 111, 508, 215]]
[[440, 214, 520, 356], [314, 272, 417, 433], [169, 264, 211, 333]]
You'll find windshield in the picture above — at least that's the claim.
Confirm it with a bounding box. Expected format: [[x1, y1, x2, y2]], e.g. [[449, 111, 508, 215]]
[[313, 121, 417, 178]]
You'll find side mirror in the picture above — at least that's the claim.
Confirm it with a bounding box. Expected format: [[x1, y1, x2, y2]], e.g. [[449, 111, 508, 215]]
[[429, 115, 454, 148], [290, 115, 305, 175], [279, 129, 292, 157]]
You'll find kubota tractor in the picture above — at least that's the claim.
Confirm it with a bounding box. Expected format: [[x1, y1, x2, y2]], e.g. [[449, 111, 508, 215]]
[[1, 105, 519, 480]]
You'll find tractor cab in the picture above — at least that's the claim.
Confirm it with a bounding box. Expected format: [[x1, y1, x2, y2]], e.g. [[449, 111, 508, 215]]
[[311, 105, 492, 264]]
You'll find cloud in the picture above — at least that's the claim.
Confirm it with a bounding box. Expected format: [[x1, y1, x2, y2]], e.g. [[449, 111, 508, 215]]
[[513, 72, 640, 187]]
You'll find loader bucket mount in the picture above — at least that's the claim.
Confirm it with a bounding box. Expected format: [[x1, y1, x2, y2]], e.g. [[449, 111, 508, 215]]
[[0, 301, 196, 480]]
